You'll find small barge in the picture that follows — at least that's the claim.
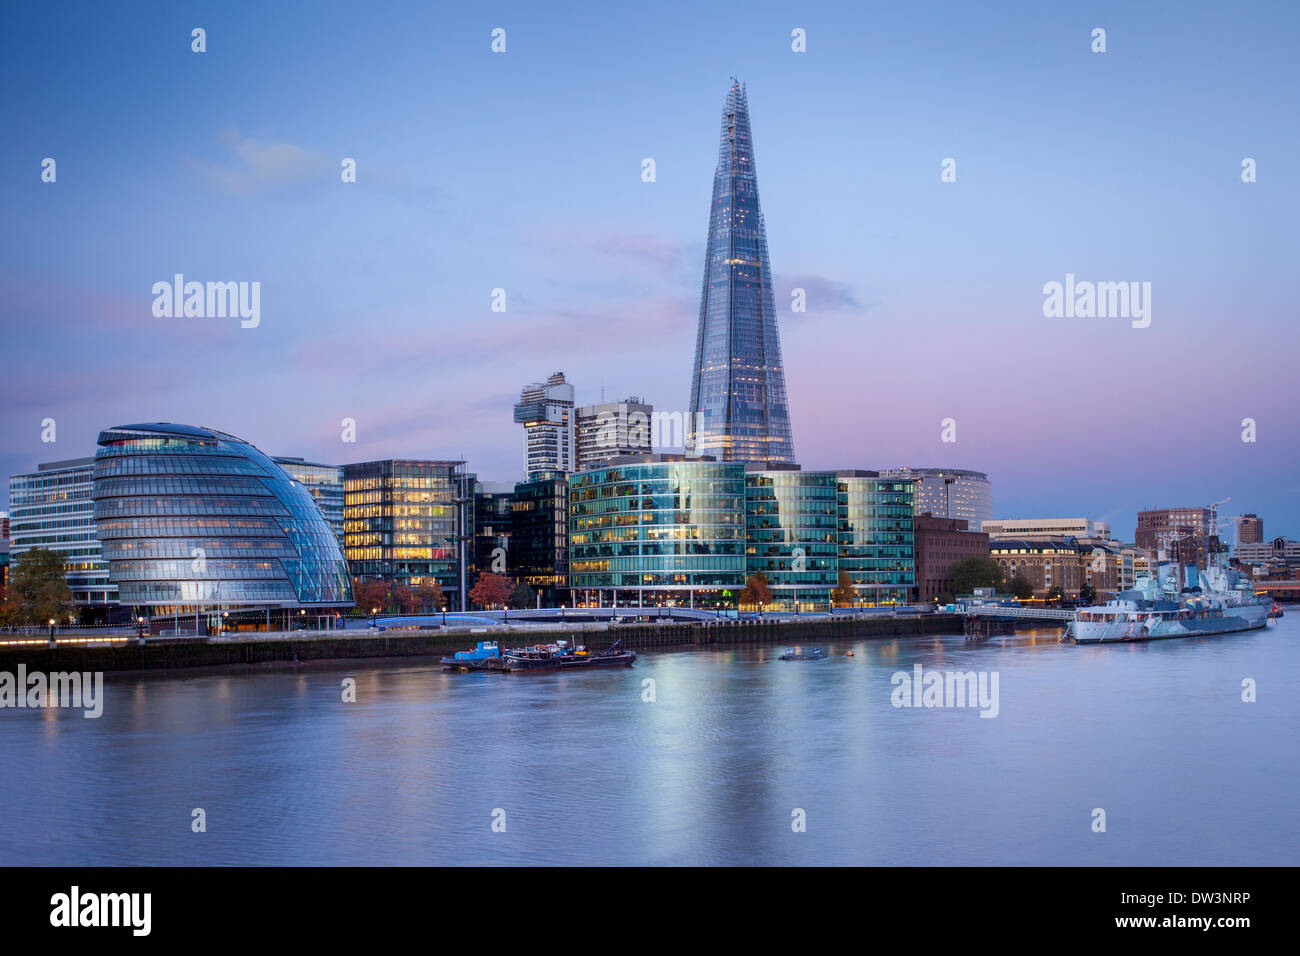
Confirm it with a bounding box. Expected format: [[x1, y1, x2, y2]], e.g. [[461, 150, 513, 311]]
[[778, 646, 826, 661], [500, 639, 637, 672]]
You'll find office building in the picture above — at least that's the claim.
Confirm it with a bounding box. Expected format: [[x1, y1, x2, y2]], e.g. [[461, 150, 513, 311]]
[[880, 468, 993, 530], [511, 472, 569, 606], [745, 467, 839, 609], [274, 457, 344, 542], [1135, 507, 1214, 568], [569, 455, 747, 607], [983, 517, 1111, 542], [1237, 514, 1263, 545], [342, 459, 471, 606], [8, 457, 117, 617], [473, 480, 515, 578], [989, 538, 1089, 599], [913, 513, 989, 602], [687, 80, 795, 464], [836, 472, 916, 605], [1235, 537, 1300, 572]]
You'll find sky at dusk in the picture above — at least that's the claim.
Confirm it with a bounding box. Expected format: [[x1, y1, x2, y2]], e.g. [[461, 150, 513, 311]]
[[2, 0, 1297, 539]]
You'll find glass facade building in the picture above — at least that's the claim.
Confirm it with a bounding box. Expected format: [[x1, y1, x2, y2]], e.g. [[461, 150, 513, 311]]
[[688, 80, 795, 464], [745, 469, 839, 608], [91, 424, 353, 610], [837, 472, 916, 605], [569, 456, 746, 606], [274, 457, 344, 542], [9, 457, 118, 614], [473, 480, 515, 577], [511, 472, 570, 606], [879, 467, 993, 530], [342, 459, 470, 604]]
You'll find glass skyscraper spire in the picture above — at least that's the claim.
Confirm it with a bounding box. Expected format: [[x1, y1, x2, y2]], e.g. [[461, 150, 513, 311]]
[[688, 80, 795, 464]]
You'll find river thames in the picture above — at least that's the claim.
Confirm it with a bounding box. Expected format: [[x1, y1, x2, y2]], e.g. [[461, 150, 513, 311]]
[[2, 618, 1296, 866]]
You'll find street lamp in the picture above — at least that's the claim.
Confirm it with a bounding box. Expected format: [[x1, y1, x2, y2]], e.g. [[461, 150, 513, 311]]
[[48, 617, 56, 647]]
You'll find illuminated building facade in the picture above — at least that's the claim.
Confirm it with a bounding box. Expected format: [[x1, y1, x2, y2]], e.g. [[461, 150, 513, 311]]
[[91, 424, 353, 611], [745, 468, 839, 608], [8, 457, 117, 616], [879, 467, 993, 530], [687, 80, 795, 464], [514, 372, 575, 477], [342, 459, 470, 605], [274, 457, 344, 542], [569, 455, 746, 606]]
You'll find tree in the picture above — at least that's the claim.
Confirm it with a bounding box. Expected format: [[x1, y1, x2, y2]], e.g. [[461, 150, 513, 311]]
[[391, 583, 420, 614], [509, 583, 536, 609], [830, 570, 856, 607], [738, 572, 773, 609], [948, 557, 1005, 595], [1046, 586, 1064, 605], [410, 579, 447, 612], [1009, 575, 1036, 600], [1078, 583, 1097, 604], [3, 548, 74, 626], [469, 573, 514, 610], [354, 577, 391, 614]]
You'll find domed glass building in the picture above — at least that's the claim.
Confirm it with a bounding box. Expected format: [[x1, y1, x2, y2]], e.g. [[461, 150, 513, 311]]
[[91, 424, 353, 610]]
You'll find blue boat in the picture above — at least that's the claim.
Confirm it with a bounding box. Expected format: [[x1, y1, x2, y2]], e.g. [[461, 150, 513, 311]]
[[441, 641, 502, 671]]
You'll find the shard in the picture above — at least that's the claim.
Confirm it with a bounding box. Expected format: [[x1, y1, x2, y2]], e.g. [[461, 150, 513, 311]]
[[687, 79, 795, 464]]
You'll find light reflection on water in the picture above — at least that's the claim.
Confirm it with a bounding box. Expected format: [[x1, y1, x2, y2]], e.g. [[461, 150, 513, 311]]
[[1, 619, 1296, 865]]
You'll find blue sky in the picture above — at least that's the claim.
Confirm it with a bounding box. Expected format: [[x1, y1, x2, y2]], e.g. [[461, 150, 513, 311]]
[[2, 0, 1298, 539]]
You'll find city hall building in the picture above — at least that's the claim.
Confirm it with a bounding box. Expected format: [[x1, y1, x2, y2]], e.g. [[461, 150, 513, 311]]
[[91, 423, 353, 626]]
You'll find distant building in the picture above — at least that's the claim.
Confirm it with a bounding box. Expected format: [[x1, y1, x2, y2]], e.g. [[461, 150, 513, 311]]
[[511, 472, 569, 606], [0, 511, 8, 539], [274, 457, 344, 542], [514, 372, 575, 477], [342, 459, 471, 607], [983, 517, 1110, 542], [1238, 514, 1263, 545], [1135, 507, 1214, 568], [1235, 537, 1300, 573], [575, 398, 654, 471], [989, 537, 1089, 599], [0, 536, 9, 593], [8, 457, 117, 618], [913, 513, 989, 602], [880, 468, 993, 530]]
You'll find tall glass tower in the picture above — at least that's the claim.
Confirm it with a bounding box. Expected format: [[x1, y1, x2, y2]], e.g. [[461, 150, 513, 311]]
[[688, 80, 795, 464]]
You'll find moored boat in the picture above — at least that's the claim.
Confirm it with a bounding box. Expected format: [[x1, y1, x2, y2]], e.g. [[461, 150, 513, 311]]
[[441, 641, 503, 671], [778, 646, 825, 661], [500, 639, 637, 672]]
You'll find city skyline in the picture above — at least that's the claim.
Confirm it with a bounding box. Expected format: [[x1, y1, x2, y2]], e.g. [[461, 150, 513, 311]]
[[2, 2, 1297, 540]]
